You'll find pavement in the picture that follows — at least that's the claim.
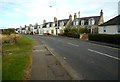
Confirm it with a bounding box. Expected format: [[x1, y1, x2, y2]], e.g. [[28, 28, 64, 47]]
[[30, 40, 72, 80], [27, 35, 119, 80]]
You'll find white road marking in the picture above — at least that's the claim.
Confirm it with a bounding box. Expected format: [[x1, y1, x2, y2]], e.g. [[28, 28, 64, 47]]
[[88, 49, 120, 61], [67, 42, 79, 47], [89, 43, 120, 50]]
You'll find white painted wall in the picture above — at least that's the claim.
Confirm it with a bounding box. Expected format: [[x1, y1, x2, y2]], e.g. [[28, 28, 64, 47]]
[[33, 29, 37, 34], [98, 25, 120, 34], [21, 30, 26, 34], [43, 28, 49, 34]]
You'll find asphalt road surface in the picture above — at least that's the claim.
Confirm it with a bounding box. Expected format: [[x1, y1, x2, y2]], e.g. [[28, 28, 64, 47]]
[[26, 35, 119, 80]]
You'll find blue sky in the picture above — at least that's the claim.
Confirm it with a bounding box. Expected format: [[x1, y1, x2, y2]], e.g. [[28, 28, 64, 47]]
[[0, 0, 119, 29]]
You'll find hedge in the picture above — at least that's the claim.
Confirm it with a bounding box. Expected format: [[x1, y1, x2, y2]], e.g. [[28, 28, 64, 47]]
[[88, 34, 120, 45]]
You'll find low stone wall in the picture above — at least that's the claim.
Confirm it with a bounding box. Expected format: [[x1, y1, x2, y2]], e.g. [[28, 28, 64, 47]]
[[80, 33, 88, 40]]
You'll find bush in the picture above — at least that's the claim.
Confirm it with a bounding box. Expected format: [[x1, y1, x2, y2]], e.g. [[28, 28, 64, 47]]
[[2, 34, 21, 45], [63, 27, 89, 38], [2, 28, 15, 35], [88, 34, 120, 45]]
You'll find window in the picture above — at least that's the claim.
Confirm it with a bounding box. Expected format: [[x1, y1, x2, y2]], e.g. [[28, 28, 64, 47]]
[[118, 25, 120, 33], [76, 20, 79, 25], [40, 25, 43, 28], [81, 20, 84, 25], [104, 26, 106, 32], [47, 24, 49, 27], [52, 23, 55, 27], [92, 19, 95, 25], [73, 20, 79, 26], [73, 21, 76, 26], [89, 18, 95, 25], [51, 30, 54, 34], [60, 21, 64, 26]]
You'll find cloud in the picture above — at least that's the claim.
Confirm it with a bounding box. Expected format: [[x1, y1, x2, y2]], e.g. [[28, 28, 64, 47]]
[[0, 0, 119, 28]]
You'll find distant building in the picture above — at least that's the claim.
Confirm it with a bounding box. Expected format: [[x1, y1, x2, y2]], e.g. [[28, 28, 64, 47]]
[[39, 15, 71, 35], [98, 15, 120, 34], [15, 28, 20, 34]]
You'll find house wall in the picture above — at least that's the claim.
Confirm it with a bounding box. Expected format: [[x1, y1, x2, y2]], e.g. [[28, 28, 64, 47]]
[[33, 29, 37, 34], [38, 28, 44, 35], [21, 30, 26, 34], [43, 28, 49, 34], [98, 25, 120, 34], [58, 26, 65, 34], [49, 27, 56, 35]]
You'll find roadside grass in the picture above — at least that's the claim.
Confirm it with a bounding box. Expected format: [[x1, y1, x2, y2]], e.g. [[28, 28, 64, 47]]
[[2, 35, 34, 80]]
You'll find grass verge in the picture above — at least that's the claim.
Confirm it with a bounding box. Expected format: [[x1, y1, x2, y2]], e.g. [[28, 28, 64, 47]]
[[2, 35, 34, 80]]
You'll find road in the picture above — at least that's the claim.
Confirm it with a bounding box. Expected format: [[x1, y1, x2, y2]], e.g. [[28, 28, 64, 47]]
[[26, 35, 119, 80]]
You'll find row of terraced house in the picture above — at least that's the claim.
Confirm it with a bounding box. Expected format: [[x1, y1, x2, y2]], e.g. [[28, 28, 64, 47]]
[[16, 10, 120, 35]]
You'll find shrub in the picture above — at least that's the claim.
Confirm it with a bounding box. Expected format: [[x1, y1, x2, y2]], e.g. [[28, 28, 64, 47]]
[[2, 34, 21, 45], [2, 28, 15, 35], [88, 34, 120, 45], [63, 27, 89, 38]]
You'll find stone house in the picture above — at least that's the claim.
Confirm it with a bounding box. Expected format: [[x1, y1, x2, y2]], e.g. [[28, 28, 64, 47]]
[[72, 10, 104, 34]]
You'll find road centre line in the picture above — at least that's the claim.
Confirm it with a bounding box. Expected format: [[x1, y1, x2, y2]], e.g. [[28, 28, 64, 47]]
[[88, 49, 120, 61], [67, 42, 79, 47]]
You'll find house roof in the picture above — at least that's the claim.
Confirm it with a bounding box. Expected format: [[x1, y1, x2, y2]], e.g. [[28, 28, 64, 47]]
[[74, 16, 100, 25], [58, 19, 69, 26], [42, 22, 53, 28], [21, 28, 25, 30], [99, 15, 120, 26]]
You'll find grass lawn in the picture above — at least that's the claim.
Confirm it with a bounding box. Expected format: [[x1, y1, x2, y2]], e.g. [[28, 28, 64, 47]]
[[2, 35, 34, 80]]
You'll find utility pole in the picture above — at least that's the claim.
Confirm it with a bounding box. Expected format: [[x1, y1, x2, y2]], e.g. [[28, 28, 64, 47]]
[[50, 6, 58, 36]]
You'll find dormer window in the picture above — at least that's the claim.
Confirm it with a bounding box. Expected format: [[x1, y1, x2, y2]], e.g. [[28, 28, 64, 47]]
[[47, 23, 49, 27], [52, 23, 55, 27], [40, 25, 43, 28], [76, 20, 79, 25], [73, 21, 76, 26], [60, 21, 64, 26], [81, 20, 84, 25], [89, 18, 95, 25], [73, 20, 78, 26]]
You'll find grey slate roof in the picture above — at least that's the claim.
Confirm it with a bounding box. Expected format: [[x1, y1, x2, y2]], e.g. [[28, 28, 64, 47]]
[[43, 22, 53, 28], [72, 16, 100, 26], [99, 15, 120, 26], [53, 19, 69, 26], [58, 19, 69, 26]]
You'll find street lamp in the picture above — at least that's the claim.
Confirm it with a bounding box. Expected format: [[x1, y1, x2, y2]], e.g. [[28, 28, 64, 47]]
[[49, 6, 59, 36]]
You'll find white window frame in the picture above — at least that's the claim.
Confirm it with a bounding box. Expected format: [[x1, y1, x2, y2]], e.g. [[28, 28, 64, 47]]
[[89, 18, 95, 25], [81, 20, 84, 25], [60, 21, 64, 26], [52, 23, 55, 27], [47, 23, 49, 27], [76, 20, 79, 25]]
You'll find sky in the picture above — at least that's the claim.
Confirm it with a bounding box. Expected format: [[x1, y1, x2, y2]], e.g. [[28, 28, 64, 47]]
[[0, 0, 119, 29]]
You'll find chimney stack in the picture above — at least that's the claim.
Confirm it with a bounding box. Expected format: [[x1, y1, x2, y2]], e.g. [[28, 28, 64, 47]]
[[78, 11, 80, 18], [43, 20, 46, 24], [100, 9, 103, 17], [69, 14, 72, 20], [74, 13, 77, 19], [54, 17, 57, 22]]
